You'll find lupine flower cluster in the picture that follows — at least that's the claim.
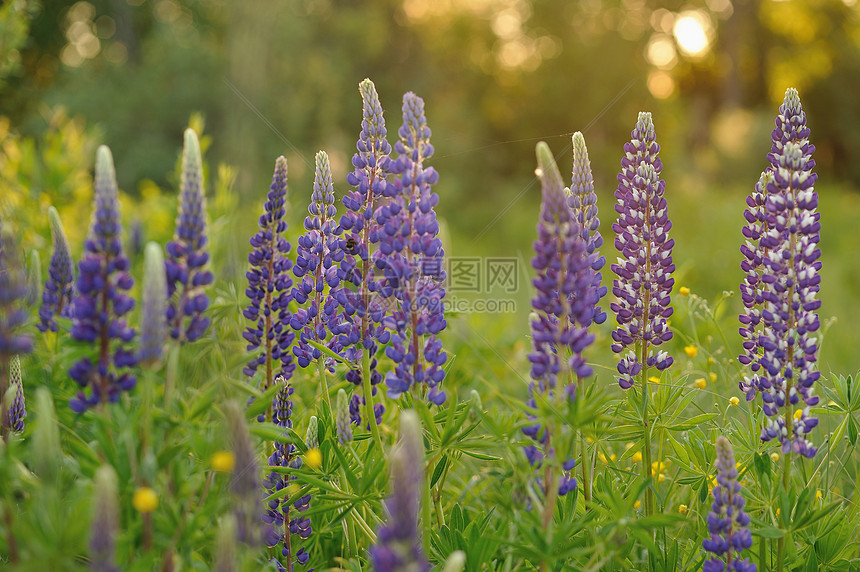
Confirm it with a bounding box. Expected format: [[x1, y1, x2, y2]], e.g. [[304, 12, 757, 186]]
[[739, 88, 820, 458], [739, 170, 772, 401], [5, 355, 25, 433], [291, 151, 344, 371], [90, 465, 120, 572], [567, 131, 608, 326], [68, 146, 137, 413], [610, 112, 675, 389], [139, 243, 168, 365], [1, 219, 33, 439], [243, 156, 296, 403], [165, 129, 213, 343], [376, 92, 448, 406], [225, 401, 263, 546], [522, 142, 600, 498], [334, 78, 393, 426], [37, 206, 75, 333], [264, 376, 311, 568], [369, 410, 430, 572], [702, 437, 756, 572]]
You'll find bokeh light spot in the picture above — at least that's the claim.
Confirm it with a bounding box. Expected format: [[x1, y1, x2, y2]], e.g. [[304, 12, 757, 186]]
[[673, 11, 712, 57]]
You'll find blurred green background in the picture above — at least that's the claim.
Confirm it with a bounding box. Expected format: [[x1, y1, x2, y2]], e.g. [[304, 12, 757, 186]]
[[1, 0, 859, 389]]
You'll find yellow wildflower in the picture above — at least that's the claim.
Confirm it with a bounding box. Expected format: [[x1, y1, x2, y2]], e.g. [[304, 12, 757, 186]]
[[648, 376, 661, 385], [684, 345, 698, 358], [707, 356, 715, 364], [133, 487, 159, 513], [210, 451, 236, 473], [304, 448, 323, 470], [709, 372, 717, 382], [729, 397, 740, 407], [632, 452, 643, 463], [610, 454, 617, 462], [658, 473, 666, 483], [695, 378, 707, 389], [678, 504, 688, 514], [679, 286, 690, 296], [770, 452, 780, 463], [815, 490, 823, 501], [634, 500, 642, 510], [793, 409, 803, 420], [598, 453, 608, 464]]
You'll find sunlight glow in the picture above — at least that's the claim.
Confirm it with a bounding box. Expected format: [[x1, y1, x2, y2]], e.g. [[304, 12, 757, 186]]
[[673, 11, 712, 58]]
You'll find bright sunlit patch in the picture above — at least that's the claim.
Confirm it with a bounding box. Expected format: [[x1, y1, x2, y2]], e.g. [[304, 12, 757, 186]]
[[673, 11, 712, 58], [647, 70, 674, 99], [646, 34, 677, 69]]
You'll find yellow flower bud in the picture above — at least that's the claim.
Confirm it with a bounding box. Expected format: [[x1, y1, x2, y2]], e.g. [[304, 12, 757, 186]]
[[815, 489, 823, 501], [709, 372, 717, 382], [634, 500, 642, 510], [707, 357, 715, 364], [133, 487, 158, 513], [210, 451, 236, 473], [648, 376, 661, 385], [679, 286, 690, 296], [684, 345, 698, 358], [729, 397, 740, 407], [304, 448, 323, 470], [658, 473, 666, 483], [793, 409, 803, 421], [632, 452, 642, 463], [770, 452, 780, 463], [678, 504, 688, 514], [695, 378, 707, 389]]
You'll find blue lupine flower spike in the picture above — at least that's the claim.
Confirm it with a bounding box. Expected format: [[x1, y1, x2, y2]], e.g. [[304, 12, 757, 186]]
[[377, 92, 448, 406], [370, 410, 430, 572], [68, 146, 137, 413], [38, 206, 75, 333], [702, 436, 756, 572], [166, 128, 213, 343], [610, 112, 675, 389]]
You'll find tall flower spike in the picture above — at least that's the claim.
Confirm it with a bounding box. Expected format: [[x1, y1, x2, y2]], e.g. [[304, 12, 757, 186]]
[[139, 243, 168, 366], [38, 206, 75, 332], [166, 129, 214, 343], [264, 376, 312, 568], [568, 132, 607, 326], [68, 146, 137, 413], [370, 410, 430, 572], [90, 465, 120, 572], [225, 401, 263, 546], [377, 92, 448, 405], [5, 355, 25, 433], [757, 89, 820, 458], [336, 388, 353, 445], [0, 225, 33, 439], [523, 143, 598, 499], [243, 157, 296, 415], [333, 78, 392, 426], [610, 112, 675, 389], [702, 437, 756, 572], [291, 150, 345, 371], [26, 250, 41, 306], [739, 171, 773, 402]]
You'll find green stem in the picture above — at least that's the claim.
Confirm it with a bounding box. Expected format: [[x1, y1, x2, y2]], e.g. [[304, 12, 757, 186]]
[[317, 357, 332, 418], [641, 359, 654, 519], [362, 350, 383, 451], [776, 451, 791, 572], [581, 433, 591, 509]]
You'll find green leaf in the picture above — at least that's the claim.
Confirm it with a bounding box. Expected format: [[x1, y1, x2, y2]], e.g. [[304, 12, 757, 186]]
[[430, 455, 448, 488], [753, 526, 785, 539], [667, 413, 718, 432], [848, 416, 857, 446], [245, 383, 282, 419]]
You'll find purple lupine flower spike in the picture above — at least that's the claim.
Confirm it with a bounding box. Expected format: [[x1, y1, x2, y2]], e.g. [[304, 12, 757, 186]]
[[243, 157, 296, 413], [5, 356, 25, 433], [522, 143, 598, 498], [377, 92, 448, 405], [38, 206, 75, 333], [291, 150, 345, 372], [139, 243, 168, 366], [334, 78, 392, 426], [225, 401, 263, 546], [90, 465, 120, 572], [370, 410, 430, 572], [757, 89, 820, 458], [568, 132, 607, 326], [68, 146, 137, 413], [702, 437, 756, 572], [26, 250, 41, 307], [0, 224, 33, 439], [610, 112, 675, 389], [265, 376, 312, 568], [739, 171, 773, 402], [166, 129, 213, 343]]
